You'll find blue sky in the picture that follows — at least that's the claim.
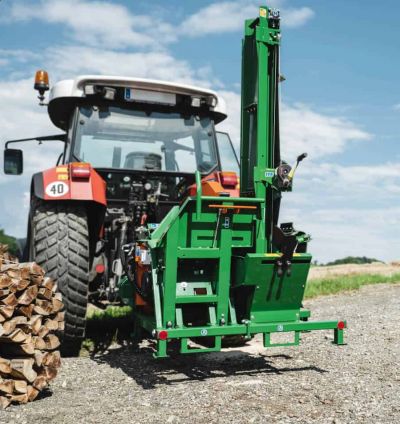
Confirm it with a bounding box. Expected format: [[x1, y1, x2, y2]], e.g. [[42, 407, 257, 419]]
[[0, 0, 399, 263]]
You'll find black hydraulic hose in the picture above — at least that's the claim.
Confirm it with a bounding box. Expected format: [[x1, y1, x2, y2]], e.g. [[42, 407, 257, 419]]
[[273, 46, 281, 168], [265, 44, 282, 248]]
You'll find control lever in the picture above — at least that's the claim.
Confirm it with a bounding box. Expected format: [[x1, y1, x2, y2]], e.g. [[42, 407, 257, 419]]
[[288, 152, 307, 182]]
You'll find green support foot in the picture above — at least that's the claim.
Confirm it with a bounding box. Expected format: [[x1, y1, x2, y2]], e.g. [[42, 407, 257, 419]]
[[154, 339, 169, 358], [333, 328, 345, 345]]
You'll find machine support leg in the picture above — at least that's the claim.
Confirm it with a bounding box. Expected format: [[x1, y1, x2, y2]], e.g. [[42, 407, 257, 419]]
[[334, 328, 344, 345], [155, 340, 168, 358]]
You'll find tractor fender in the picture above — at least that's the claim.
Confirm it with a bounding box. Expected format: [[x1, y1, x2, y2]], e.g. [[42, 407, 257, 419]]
[[31, 164, 107, 205]]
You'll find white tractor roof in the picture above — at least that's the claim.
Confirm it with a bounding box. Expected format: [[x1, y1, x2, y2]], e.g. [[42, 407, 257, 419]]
[[48, 75, 227, 129]]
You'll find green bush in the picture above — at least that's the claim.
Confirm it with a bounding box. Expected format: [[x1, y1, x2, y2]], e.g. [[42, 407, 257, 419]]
[[324, 256, 382, 266], [0, 229, 18, 255]]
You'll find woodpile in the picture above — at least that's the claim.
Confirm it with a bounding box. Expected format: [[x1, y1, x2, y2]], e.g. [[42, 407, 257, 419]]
[[0, 244, 64, 408]]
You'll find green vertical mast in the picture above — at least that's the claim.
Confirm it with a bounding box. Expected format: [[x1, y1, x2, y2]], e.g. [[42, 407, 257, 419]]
[[240, 6, 281, 253]]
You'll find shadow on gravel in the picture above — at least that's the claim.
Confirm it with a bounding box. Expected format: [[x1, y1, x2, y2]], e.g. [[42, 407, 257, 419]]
[[92, 346, 327, 389]]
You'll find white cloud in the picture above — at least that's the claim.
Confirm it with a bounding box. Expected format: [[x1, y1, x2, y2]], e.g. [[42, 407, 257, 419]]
[[0, 78, 63, 187], [9, 0, 175, 49], [8, 0, 314, 49], [45, 46, 211, 87], [217, 91, 371, 162], [280, 102, 371, 161], [280, 205, 400, 263], [393, 103, 400, 111], [180, 0, 314, 36], [283, 7, 315, 28]]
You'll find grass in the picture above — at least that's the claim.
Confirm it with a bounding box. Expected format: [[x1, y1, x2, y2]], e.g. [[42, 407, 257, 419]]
[[305, 272, 400, 299], [87, 305, 133, 321]]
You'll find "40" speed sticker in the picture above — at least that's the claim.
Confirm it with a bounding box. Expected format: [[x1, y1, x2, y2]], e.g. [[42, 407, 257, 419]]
[[45, 181, 69, 198]]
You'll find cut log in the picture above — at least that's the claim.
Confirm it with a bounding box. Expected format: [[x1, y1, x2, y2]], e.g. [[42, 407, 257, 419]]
[[10, 359, 37, 383], [0, 305, 15, 319], [39, 366, 58, 381], [9, 316, 28, 326], [3, 266, 30, 281], [0, 328, 30, 343], [9, 279, 30, 292], [0, 395, 11, 409], [41, 277, 55, 291], [51, 297, 63, 313], [53, 311, 65, 322], [44, 319, 59, 332], [38, 287, 53, 301], [27, 385, 39, 402], [34, 299, 53, 316], [0, 358, 11, 375], [18, 304, 34, 318], [33, 336, 46, 350], [10, 393, 28, 404], [32, 375, 47, 391], [37, 326, 50, 338], [34, 350, 44, 367], [14, 380, 28, 394], [29, 315, 42, 335], [1, 321, 17, 336], [42, 351, 61, 368], [0, 276, 11, 289], [44, 334, 60, 350], [0, 379, 13, 394], [18, 285, 38, 305], [0, 250, 63, 406], [0, 293, 17, 307]]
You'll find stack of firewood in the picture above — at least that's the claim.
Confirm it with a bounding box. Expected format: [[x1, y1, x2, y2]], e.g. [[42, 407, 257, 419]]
[[0, 244, 64, 408]]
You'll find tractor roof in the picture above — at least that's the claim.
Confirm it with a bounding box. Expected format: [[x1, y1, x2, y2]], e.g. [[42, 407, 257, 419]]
[[48, 75, 227, 130]]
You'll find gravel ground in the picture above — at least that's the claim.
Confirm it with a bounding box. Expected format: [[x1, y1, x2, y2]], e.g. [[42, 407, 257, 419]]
[[1, 284, 399, 424]]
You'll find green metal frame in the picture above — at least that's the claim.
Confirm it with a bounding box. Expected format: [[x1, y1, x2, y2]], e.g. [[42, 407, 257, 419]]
[[129, 6, 346, 358]]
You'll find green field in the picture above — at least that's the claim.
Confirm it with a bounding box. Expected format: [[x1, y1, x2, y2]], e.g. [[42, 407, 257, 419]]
[[305, 272, 400, 299]]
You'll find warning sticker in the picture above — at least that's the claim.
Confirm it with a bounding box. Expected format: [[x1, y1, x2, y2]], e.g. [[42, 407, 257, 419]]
[[45, 181, 69, 198], [260, 7, 267, 18]]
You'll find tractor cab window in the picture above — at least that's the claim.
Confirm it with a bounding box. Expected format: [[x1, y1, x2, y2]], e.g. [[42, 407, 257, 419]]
[[73, 106, 219, 174], [216, 132, 240, 174]]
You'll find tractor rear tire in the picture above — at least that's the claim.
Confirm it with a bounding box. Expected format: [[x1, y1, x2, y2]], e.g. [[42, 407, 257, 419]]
[[30, 200, 90, 357]]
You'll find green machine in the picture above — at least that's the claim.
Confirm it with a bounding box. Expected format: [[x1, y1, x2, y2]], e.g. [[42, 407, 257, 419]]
[[124, 5, 346, 358]]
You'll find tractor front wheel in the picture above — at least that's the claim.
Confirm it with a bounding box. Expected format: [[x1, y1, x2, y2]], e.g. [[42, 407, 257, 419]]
[[30, 200, 90, 357]]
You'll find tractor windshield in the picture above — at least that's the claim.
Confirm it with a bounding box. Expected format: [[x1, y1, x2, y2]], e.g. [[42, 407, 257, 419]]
[[73, 106, 219, 173]]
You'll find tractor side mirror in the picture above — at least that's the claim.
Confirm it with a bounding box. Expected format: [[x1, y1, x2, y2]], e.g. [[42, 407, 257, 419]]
[[4, 149, 23, 175]]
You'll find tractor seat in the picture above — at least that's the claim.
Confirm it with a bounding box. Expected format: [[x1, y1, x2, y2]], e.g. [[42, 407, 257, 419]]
[[124, 152, 162, 170]]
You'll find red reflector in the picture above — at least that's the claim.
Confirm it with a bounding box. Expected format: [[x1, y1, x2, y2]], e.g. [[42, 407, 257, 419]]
[[71, 163, 91, 179], [95, 264, 105, 274], [337, 321, 345, 330], [158, 330, 168, 340], [220, 172, 238, 187]]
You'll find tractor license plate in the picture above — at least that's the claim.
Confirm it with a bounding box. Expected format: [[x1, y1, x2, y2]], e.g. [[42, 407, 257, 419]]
[[124, 88, 176, 105]]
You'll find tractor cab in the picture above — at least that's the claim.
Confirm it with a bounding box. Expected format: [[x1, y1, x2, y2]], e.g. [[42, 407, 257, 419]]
[[5, 75, 239, 219]]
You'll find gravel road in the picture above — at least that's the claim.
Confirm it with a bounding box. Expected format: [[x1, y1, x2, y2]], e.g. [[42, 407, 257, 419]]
[[1, 284, 399, 424]]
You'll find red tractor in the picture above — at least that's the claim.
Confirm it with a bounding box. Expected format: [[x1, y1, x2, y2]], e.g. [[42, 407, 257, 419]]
[[3, 72, 239, 355]]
